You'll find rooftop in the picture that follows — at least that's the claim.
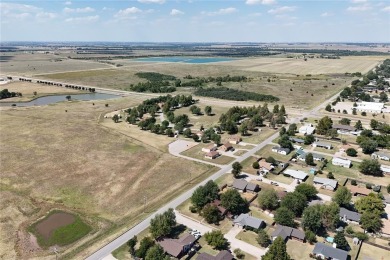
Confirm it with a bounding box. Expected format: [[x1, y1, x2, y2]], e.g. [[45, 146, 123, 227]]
[[333, 124, 357, 131], [232, 179, 248, 190], [313, 242, 348, 260], [340, 207, 361, 222], [284, 169, 308, 180], [313, 177, 338, 189], [233, 213, 264, 229]]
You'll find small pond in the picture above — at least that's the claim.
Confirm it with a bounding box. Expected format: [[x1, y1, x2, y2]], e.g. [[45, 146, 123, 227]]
[[35, 212, 75, 240], [134, 56, 237, 64]]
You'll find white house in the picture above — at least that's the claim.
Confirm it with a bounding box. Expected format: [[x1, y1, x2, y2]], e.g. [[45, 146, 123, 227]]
[[356, 101, 385, 113], [272, 146, 291, 155], [313, 177, 338, 191], [381, 165, 390, 175], [284, 169, 308, 181], [312, 141, 333, 150], [299, 124, 315, 135], [372, 151, 390, 161], [332, 157, 351, 168], [202, 144, 217, 153]]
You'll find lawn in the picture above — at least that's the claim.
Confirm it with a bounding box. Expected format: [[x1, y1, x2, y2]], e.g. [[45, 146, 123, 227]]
[[236, 230, 261, 248], [358, 243, 390, 260], [255, 144, 292, 162], [241, 156, 259, 175], [181, 144, 235, 165], [266, 173, 294, 185], [249, 206, 275, 224], [286, 239, 314, 260], [313, 146, 337, 155], [234, 150, 248, 156]]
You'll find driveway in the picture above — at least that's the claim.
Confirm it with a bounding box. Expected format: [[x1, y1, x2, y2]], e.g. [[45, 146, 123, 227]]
[[225, 226, 267, 259], [175, 211, 214, 235]]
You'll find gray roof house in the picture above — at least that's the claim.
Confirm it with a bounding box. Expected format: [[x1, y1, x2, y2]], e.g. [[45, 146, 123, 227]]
[[299, 152, 324, 162], [313, 177, 338, 191], [272, 146, 291, 155], [246, 182, 260, 193], [271, 225, 305, 242], [232, 179, 248, 192], [197, 250, 234, 260], [312, 242, 348, 260], [340, 207, 361, 223], [372, 151, 390, 161], [313, 141, 333, 150], [332, 124, 357, 132], [233, 214, 265, 230], [290, 137, 305, 144]]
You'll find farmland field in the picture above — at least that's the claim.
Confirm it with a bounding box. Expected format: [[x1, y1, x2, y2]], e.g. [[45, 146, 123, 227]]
[[0, 96, 217, 259]]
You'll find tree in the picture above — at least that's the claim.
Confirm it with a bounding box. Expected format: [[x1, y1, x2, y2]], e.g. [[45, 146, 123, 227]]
[[346, 148, 357, 157], [202, 204, 221, 224], [287, 123, 297, 136], [278, 134, 293, 150], [302, 205, 322, 233], [112, 114, 119, 123], [295, 183, 318, 200], [166, 128, 174, 137], [239, 123, 249, 136], [326, 128, 339, 139], [205, 106, 212, 116], [136, 237, 155, 259], [192, 133, 199, 142], [252, 161, 260, 169], [204, 230, 228, 250], [145, 245, 169, 260], [361, 211, 383, 233], [305, 153, 315, 166], [281, 192, 307, 217], [359, 159, 382, 176], [65, 95, 71, 101], [191, 181, 219, 210], [332, 186, 352, 207], [327, 172, 334, 179], [380, 92, 389, 102], [355, 193, 385, 215], [358, 139, 378, 154], [279, 105, 286, 116], [183, 128, 192, 138], [320, 202, 340, 230], [334, 232, 349, 250], [149, 208, 176, 239], [266, 156, 276, 165], [304, 134, 315, 145], [273, 104, 279, 114], [258, 189, 279, 210], [325, 104, 332, 112], [128, 236, 137, 256], [339, 118, 351, 125], [355, 120, 363, 130], [234, 249, 245, 259], [262, 236, 291, 260], [370, 119, 379, 130], [316, 116, 333, 135], [257, 229, 271, 247], [274, 207, 295, 227], [305, 230, 317, 244], [231, 162, 243, 178], [279, 126, 287, 136], [221, 189, 248, 215]]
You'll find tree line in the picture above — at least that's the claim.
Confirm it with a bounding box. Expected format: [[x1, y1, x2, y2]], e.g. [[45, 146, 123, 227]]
[[0, 89, 22, 99], [194, 87, 279, 102]]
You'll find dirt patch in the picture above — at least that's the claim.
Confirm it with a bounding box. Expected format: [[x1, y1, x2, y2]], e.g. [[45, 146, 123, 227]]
[[35, 212, 75, 240]]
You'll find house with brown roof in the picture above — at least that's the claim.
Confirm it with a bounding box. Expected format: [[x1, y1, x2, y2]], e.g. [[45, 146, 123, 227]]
[[227, 135, 241, 144], [205, 151, 220, 159], [211, 199, 228, 216], [219, 142, 234, 152], [349, 185, 371, 196], [158, 233, 197, 258], [259, 160, 274, 173], [202, 144, 218, 153], [197, 250, 234, 260]]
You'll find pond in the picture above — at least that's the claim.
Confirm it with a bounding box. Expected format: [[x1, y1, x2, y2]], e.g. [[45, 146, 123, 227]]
[[35, 212, 75, 240], [134, 56, 237, 64], [0, 93, 120, 107]]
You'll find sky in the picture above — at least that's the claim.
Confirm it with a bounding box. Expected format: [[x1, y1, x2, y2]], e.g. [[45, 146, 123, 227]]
[[1, 0, 390, 42]]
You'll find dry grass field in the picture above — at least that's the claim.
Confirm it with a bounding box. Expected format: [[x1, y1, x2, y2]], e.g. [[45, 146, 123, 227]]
[[0, 81, 83, 102], [0, 97, 217, 259]]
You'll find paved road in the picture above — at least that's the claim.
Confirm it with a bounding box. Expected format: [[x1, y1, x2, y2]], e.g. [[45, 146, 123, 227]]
[[225, 226, 267, 259]]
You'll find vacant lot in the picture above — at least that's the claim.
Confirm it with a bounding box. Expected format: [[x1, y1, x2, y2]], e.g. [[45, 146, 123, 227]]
[[0, 81, 83, 102], [0, 96, 216, 259]]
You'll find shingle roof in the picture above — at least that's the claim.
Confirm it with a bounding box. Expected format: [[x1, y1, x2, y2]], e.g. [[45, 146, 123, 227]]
[[178, 233, 197, 245], [233, 213, 264, 229], [314, 141, 332, 147], [197, 250, 234, 260], [340, 207, 361, 222], [290, 137, 305, 143], [232, 179, 248, 190], [284, 169, 308, 180], [312, 242, 348, 260], [246, 182, 259, 192], [333, 124, 357, 131], [291, 228, 305, 240], [271, 225, 305, 240], [313, 177, 338, 189], [158, 239, 184, 257]]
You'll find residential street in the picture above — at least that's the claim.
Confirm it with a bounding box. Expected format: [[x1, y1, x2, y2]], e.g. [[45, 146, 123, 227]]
[[225, 226, 267, 259]]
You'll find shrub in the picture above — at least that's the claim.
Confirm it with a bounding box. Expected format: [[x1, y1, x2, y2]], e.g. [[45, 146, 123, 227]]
[[351, 180, 357, 186], [234, 249, 245, 259], [252, 161, 260, 169], [361, 112, 367, 116], [373, 186, 380, 192], [355, 232, 368, 241], [345, 226, 354, 235], [346, 148, 357, 157], [305, 230, 317, 244], [366, 183, 372, 189], [327, 172, 334, 179]]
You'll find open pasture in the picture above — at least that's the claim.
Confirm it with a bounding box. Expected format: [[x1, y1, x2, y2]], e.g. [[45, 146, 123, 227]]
[[0, 96, 216, 258]]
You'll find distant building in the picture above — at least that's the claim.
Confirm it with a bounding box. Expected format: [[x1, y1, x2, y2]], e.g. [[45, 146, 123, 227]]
[[356, 101, 385, 113], [197, 250, 234, 260], [219, 142, 234, 152], [299, 124, 315, 135], [232, 179, 248, 192], [290, 137, 305, 144], [332, 124, 357, 135], [332, 157, 351, 168], [259, 160, 274, 173], [227, 135, 241, 144], [205, 151, 220, 159], [158, 233, 197, 258], [202, 144, 217, 153], [372, 151, 390, 161], [298, 152, 324, 162]]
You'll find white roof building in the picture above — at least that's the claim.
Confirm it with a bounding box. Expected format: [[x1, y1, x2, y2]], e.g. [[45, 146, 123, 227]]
[[332, 157, 351, 168], [381, 165, 390, 174], [299, 124, 315, 135], [356, 102, 385, 113], [284, 169, 308, 180]]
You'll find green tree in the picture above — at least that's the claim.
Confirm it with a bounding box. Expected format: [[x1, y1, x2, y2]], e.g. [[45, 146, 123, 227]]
[[252, 161, 260, 169], [183, 128, 192, 138], [234, 249, 245, 259], [302, 205, 322, 233], [295, 183, 318, 200], [145, 245, 169, 260], [190, 181, 219, 210], [304, 134, 315, 145], [258, 189, 279, 210], [231, 162, 243, 178], [361, 211, 383, 233], [287, 123, 297, 136], [359, 159, 383, 176], [305, 153, 315, 166], [346, 148, 357, 157], [325, 104, 332, 112], [321, 202, 340, 230], [334, 232, 349, 250], [202, 204, 221, 224], [326, 128, 339, 139], [370, 119, 379, 130], [112, 114, 119, 123], [380, 92, 389, 102], [204, 230, 228, 250], [332, 187, 352, 207], [279, 126, 287, 136], [355, 120, 363, 130], [262, 236, 291, 260], [266, 156, 277, 165], [149, 208, 176, 239], [205, 106, 212, 116], [305, 230, 317, 244], [273, 104, 279, 114], [136, 237, 155, 259], [221, 189, 248, 215], [279, 105, 286, 116], [359, 139, 378, 154], [355, 193, 385, 215], [192, 133, 199, 141], [281, 192, 307, 216], [239, 122, 249, 136], [128, 236, 137, 256], [274, 207, 295, 227], [278, 134, 293, 150], [257, 229, 271, 247], [316, 116, 333, 135]]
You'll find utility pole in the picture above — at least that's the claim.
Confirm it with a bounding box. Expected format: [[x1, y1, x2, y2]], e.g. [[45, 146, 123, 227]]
[[53, 247, 59, 260]]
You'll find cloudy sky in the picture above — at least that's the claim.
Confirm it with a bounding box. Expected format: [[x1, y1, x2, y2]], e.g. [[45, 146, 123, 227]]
[[1, 0, 389, 42]]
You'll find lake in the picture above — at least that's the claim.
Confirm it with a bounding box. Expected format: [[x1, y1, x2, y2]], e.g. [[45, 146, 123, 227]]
[[0, 93, 120, 107], [134, 56, 236, 64]]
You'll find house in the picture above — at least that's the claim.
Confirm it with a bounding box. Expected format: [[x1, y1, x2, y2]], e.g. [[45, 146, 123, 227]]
[[246, 182, 260, 193], [271, 225, 305, 242], [381, 219, 390, 237], [356, 101, 385, 113], [233, 213, 265, 230], [332, 124, 357, 134], [290, 137, 305, 144], [312, 242, 348, 260], [232, 179, 248, 192], [349, 185, 371, 196], [272, 146, 291, 155], [219, 142, 234, 152], [283, 169, 308, 181], [313, 177, 338, 191], [372, 151, 390, 161], [332, 157, 351, 168], [381, 165, 390, 175], [299, 124, 315, 135], [211, 200, 228, 216], [202, 144, 217, 153], [205, 151, 220, 159], [259, 160, 274, 173], [197, 250, 234, 260], [299, 152, 324, 162], [158, 233, 197, 258], [227, 135, 241, 144], [339, 207, 361, 224], [313, 141, 333, 150]]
